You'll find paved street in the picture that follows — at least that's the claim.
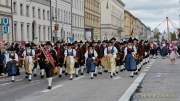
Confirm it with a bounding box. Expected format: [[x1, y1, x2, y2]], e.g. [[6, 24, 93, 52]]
[[0, 59, 157, 101], [133, 58, 180, 101]]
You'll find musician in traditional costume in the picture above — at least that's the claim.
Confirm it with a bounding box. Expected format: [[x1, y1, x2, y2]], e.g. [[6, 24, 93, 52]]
[[55, 41, 64, 78], [104, 41, 118, 78], [38, 44, 46, 78], [64, 43, 76, 80], [85, 44, 98, 79], [74, 42, 81, 77], [6, 49, 18, 82], [79, 42, 88, 75], [144, 41, 150, 64], [94, 41, 103, 74], [124, 38, 137, 77], [23, 43, 35, 81], [44, 41, 57, 89]]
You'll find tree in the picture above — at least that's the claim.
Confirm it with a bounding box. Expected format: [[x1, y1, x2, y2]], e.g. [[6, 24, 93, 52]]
[[170, 32, 176, 41], [154, 32, 161, 41]]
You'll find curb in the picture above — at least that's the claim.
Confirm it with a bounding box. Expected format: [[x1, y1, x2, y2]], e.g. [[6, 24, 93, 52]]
[[118, 59, 155, 101], [118, 72, 146, 101]]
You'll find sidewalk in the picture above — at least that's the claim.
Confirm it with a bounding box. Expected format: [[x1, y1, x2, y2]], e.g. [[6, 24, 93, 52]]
[[133, 58, 180, 101]]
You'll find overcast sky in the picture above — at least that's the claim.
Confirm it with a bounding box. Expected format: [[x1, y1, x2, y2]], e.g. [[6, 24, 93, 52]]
[[122, 0, 180, 31]]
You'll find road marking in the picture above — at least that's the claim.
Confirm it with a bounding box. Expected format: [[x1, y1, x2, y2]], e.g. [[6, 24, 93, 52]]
[[41, 84, 64, 93], [0, 82, 12, 86], [73, 76, 84, 81], [113, 76, 121, 80], [118, 72, 146, 101], [145, 66, 151, 69], [118, 59, 155, 101]]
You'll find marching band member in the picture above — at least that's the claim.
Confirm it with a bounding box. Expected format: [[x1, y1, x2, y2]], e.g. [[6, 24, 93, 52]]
[[85, 44, 98, 79], [64, 43, 76, 80], [74, 42, 81, 77], [6, 48, 18, 82], [38, 45, 46, 79], [55, 41, 64, 78], [44, 41, 57, 89], [104, 41, 118, 78], [124, 38, 137, 77], [23, 43, 35, 81]]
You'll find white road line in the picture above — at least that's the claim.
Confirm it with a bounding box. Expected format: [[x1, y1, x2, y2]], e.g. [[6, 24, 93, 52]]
[[0, 82, 12, 86], [118, 59, 154, 101], [145, 66, 151, 69], [113, 76, 121, 80], [118, 72, 146, 101], [41, 84, 63, 93], [73, 76, 85, 81]]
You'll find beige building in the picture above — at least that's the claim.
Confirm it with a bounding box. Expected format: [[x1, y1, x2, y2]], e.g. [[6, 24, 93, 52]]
[[84, 0, 101, 41], [101, 0, 125, 40], [0, 0, 12, 42], [123, 10, 151, 40]]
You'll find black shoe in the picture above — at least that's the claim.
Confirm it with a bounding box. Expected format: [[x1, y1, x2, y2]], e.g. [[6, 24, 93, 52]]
[[75, 75, 79, 77], [134, 72, 138, 75], [93, 74, 97, 77], [28, 79, 32, 81], [47, 86, 52, 90], [110, 75, 113, 78], [69, 78, 73, 80], [11, 80, 15, 82], [25, 75, 28, 78], [59, 75, 62, 78], [80, 73, 84, 75], [98, 72, 102, 75], [113, 73, 116, 76], [65, 73, 68, 76], [104, 70, 108, 73], [116, 72, 119, 74], [90, 77, 94, 79], [41, 75, 44, 79], [33, 74, 37, 77]]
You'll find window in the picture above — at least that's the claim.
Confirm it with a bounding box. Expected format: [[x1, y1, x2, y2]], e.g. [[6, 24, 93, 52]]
[[21, 23, 24, 41], [38, 8, 41, 19], [14, 22, 17, 40], [26, 5, 30, 17], [39, 25, 41, 41], [13, 2, 17, 14], [43, 9, 45, 20], [6, 0, 9, 6], [32, 7, 35, 18], [43, 26, 46, 40], [20, 4, 23, 16], [27, 24, 30, 41], [47, 10, 50, 20]]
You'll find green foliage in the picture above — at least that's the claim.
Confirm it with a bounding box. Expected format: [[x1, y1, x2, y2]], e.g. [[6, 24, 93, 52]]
[[170, 32, 176, 41]]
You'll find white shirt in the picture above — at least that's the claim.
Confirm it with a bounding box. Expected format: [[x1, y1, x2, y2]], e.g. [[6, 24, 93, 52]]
[[124, 45, 137, 58], [64, 48, 76, 57], [85, 50, 98, 60], [23, 48, 35, 63], [104, 46, 118, 58]]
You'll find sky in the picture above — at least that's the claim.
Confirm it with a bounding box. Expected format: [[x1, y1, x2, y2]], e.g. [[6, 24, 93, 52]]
[[122, 0, 180, 31]]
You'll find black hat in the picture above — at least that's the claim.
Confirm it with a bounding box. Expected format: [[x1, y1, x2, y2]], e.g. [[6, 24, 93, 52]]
[[46, 41, 52, 46], [133, 38, 138, 42], [25, 43, 30, 47], [128, 37, 133, 43]]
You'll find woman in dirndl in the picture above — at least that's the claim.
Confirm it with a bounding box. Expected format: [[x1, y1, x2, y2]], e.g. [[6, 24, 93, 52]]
[[124, 39, 137, 77], [85, 45, 98, 79], [169, 42, 177, 64], [64, 43, 76, 80]]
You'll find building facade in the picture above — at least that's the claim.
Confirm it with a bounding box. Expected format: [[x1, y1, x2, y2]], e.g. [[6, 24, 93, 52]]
[[84, 0, 101, 41], [72, 0, 84, 41], [12, 0, 51, 42], [101, 0, 125, 40], [51, 0, 72, 42], [0, 0, 12, 42]]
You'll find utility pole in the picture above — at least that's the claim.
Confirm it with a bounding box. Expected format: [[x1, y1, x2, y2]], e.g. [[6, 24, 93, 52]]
[[50, 0, 53, 41], [11, 0, 14, 42], [166, 17, 170, 41]]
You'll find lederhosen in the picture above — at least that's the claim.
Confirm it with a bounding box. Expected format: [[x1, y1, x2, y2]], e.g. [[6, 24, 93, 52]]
[[86, 50, 96, 73], [75, 47, 81, 68], [45, 49, 56, 78], [95, 45, 101, 66], [55, 46, 64, 67]]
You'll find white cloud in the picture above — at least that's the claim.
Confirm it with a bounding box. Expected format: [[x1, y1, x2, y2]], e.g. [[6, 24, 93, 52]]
[[122, 0, 180, 31]]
